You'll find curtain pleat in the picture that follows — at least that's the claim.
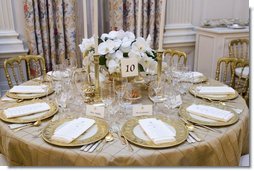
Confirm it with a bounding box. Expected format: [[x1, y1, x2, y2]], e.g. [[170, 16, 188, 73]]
[[24, 0, 76, 71], [108, 0, 162, 49]]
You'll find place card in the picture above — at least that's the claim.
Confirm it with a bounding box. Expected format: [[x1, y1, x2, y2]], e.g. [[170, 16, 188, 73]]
[[170, 95, 182, 109], [133, 104, 153, 116], [121, 58, 138, 77], [86, 104, 105, 118]]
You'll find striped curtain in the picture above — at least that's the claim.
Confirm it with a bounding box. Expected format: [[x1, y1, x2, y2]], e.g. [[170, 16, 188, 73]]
[[108, 0, 163, 49], [24, 0, 77, 71]]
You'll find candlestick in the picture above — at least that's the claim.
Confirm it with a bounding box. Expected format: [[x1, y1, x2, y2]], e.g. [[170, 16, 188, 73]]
[[156, 50, 163, 82], [158, 0, 166, 51], [137, 0, 142, 37], [93, 54, 101, 101], [93, 0, 98, 54], [83, 0, 88, 38]]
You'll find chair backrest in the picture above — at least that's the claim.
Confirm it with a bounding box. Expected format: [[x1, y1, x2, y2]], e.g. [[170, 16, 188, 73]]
[[4, 55, 46, 88], [215, 57, 237, 87], [234, 58, 249, 100], [163, 49, 187, 66], [228, 39, 249, 59]]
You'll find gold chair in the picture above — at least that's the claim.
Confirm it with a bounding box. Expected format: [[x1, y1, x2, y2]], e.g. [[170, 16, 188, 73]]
[[163, 49, 187, 66], [215, 57, 237, 87], [4, 55, 46, 88], [228, 39, 249, 59], [234, 59, 249, 102]]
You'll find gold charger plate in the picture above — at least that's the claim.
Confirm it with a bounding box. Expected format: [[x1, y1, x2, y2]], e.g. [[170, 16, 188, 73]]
[[121, 115, 188, 149], [6, 85, 54, 100], [42, 116, 109, 147], [189, 84, 238, 101], [0, 100, 58, 124], [179, 102, 239, 127]]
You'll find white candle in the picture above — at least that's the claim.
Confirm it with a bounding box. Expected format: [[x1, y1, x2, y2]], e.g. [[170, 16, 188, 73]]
[[93, 0, 98, 54], [158, 0, 166, 51], [83, 0, 88, 38], [137, 0, 142, 37]]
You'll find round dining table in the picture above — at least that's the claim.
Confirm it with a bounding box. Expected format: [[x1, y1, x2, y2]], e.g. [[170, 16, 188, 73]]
[[0, 78, 249, 166]]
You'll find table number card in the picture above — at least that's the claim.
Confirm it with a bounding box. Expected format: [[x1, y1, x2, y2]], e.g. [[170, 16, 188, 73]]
[[171, 95, 182, 109], [133, 104, 153, 116], [86, 105, 105, 118], [121, 58, 138, 77]]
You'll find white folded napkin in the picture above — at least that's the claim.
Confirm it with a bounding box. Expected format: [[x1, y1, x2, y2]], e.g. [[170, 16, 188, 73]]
[[9, 85, 48, 94], [192, 72, 204, 78], [51, 117, 95, 143], [186, 104, 234, 122], [47, 71, 70, 79], [175, 71, 204, 82], [198, 86, 235, 95], [138, 118, 176, 144], [4, 102, 50, 118], [8, 123, 28, 129]]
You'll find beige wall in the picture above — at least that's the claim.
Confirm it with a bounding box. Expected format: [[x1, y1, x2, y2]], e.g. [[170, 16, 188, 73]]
[[11, 0, 27, 49]]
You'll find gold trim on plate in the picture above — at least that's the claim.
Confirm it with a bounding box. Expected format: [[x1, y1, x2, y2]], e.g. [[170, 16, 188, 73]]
[[0, 100, 58, 123], [42, 116, 109, 147], [179, 102, 239, 127], [189, 84, 238, 101], [121, 115, 188, 149]]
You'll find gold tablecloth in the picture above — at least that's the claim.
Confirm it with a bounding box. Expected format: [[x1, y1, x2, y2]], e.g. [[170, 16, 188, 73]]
[[0, 79, 249, 166]]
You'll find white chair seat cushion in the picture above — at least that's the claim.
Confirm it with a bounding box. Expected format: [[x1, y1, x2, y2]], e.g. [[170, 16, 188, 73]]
[[0, 154, 8, 166], [239, 154, 250, 166], [235, 67, 249, 78]]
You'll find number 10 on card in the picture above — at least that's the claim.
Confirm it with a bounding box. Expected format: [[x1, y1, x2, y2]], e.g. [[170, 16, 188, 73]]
[[121, 58, 139, 77]]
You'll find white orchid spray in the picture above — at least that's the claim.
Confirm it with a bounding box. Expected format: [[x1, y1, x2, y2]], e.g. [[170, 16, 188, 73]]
[[79, 29, 157, 75]]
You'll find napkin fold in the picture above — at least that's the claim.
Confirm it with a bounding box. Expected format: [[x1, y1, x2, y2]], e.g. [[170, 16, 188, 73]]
[[186, 104, 234, 122], [198, 86, 235, 95], [9, 85, 48, 94], [4, 102, 50, 118], [51, 117, 95, 143], [138, 118, 176, 144]]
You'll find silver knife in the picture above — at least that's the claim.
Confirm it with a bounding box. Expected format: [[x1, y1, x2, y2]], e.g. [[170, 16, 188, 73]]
[[80, 144, 88, 151], [88, 140, 102, 153], [83, 143, 94, 152], [189, 132, 202, 142], [188, 135, 196, 143], [186, 136, 192, 143]]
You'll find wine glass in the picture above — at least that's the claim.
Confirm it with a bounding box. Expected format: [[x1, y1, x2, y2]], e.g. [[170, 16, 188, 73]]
[[101, 81, 114, 121], [113, 77, 128, 120], [148, 81, 166, 115]]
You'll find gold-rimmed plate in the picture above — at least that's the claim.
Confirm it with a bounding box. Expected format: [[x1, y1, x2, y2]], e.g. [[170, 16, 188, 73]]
[[41, 116, 109, 147], [189, 84, 238, 101], [6, 85, 54, 100], [179, 102, 239, 127], [121, 115, 188, 149], [0, 100, 58, 124]]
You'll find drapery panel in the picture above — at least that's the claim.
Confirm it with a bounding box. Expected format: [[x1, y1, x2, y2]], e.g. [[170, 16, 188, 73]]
[[108, 0, 163, 49], [24, 0, 76, 71]]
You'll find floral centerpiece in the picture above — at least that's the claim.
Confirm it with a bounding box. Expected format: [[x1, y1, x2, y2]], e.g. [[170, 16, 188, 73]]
[[79, 30, 158, 76]]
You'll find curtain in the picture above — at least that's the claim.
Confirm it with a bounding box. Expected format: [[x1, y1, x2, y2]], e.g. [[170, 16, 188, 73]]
[[108, 0, 163, 49], [24, 0, 76, 71]]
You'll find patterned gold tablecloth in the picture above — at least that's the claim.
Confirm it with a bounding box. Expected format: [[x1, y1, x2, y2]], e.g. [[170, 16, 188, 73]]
[[0, 79, 249, 166]]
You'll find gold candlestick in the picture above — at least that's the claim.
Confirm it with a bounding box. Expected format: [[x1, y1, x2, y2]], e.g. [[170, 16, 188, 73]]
[[93, 54, 101, 102], [156, 50, 164, 82]]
